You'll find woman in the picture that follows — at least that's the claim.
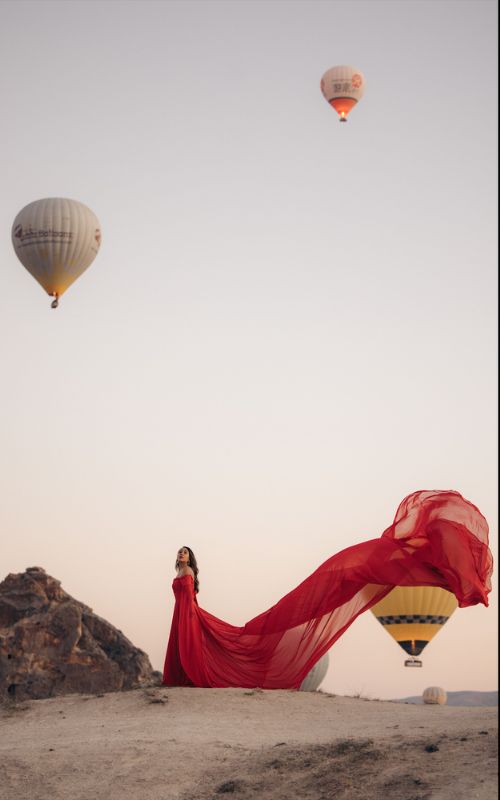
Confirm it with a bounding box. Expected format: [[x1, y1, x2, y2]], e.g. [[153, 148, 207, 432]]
[[174, 546, 199, 591], [162, 489, 493, 690], [162, 547, 199, 687]]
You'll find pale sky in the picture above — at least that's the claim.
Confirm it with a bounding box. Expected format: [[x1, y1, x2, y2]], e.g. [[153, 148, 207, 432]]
[[0, 0, 497, 700]]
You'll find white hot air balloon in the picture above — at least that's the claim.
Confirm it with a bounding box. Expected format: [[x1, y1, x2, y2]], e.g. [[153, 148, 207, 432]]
[[11, 197, 101, 308], [320, 65, 365, 122], [299, 652, 330, 692], [423, 686, 447, 705]]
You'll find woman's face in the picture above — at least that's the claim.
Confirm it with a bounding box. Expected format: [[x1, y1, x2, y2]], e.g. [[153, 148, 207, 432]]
[[177, 547, 190, 565]]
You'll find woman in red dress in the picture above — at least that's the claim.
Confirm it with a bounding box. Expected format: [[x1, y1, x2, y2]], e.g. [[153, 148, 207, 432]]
[[162, 490, 493, 690]]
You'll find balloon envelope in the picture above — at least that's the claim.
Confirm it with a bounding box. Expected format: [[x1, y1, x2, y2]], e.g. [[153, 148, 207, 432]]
[[299, 652, 329, 691], [423, 686, 447, 705], [320, 65, 365, 121], [369, 586, 458, 659], [12, 197, 101, 303]]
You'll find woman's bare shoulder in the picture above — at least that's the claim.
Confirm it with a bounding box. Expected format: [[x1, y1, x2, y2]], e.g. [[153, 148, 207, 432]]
[[177, 566, 195, 578]]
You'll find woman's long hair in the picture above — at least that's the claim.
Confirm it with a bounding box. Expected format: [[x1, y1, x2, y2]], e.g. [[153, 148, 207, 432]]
[[175, 546, 199, 593]]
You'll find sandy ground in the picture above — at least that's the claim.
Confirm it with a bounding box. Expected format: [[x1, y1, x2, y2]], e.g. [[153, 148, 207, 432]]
[[0, 686, 497, 800]]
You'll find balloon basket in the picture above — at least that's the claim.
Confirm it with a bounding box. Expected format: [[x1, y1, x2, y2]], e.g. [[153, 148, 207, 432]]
[[404, 657, 423, 668]]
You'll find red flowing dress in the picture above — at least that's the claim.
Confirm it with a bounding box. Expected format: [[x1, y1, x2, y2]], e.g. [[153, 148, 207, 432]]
[[162, 490, 493, 689]]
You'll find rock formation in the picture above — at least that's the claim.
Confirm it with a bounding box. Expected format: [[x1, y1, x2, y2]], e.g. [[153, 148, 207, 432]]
[[0, 566, 159, 701]]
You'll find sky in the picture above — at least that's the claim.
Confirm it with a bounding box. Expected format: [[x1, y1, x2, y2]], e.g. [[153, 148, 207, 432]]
[[0, 0, 497, 700]]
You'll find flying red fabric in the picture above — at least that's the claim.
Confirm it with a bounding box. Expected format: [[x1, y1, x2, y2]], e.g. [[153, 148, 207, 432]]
[[162, 490, 493, 689]]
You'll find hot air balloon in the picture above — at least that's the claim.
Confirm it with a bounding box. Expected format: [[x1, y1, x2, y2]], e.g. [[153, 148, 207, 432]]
[[423, 686, 447, 705], [11, 197, 101, 308], [299, 652, 330, 692], [369, 586, 458, 667], [320, 65, 365, 122]]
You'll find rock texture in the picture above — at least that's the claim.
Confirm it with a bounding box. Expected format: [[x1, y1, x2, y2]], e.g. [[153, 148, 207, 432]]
[[0, 567, 158, 700]]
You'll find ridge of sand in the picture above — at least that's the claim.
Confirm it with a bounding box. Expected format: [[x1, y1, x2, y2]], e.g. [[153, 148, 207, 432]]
[[1, 687, 497, 799]]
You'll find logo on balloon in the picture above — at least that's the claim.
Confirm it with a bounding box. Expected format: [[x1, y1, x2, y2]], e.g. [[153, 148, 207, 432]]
[[13, 224, 73, 243], [95, 229, 101, 246], [351, 73, 362, 89]]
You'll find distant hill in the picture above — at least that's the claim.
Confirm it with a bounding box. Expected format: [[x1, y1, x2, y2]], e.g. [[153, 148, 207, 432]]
[[395, 690, 497, 707]]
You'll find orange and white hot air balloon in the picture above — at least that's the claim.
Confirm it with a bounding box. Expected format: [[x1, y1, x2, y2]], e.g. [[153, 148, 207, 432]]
[[320, 65, 365, 122], [11, 197, 101, 308]]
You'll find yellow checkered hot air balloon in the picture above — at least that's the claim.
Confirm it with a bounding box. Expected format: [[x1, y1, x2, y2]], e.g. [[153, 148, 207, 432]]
[[370, 586, 458, 667]]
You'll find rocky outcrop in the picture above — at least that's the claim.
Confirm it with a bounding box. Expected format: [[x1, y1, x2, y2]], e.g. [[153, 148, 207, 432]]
[[0, 567, 159, 701]]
